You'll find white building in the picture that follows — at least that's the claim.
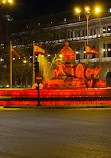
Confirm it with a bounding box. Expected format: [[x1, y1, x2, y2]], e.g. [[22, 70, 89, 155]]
[[11, 15, 111, 86]]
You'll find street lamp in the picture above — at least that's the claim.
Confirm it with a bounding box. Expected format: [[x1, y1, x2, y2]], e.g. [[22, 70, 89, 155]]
[[59, 54, 62, 58], [1, 0, 13, 4], [75, 7, 100, 44], [75, 6, 100, 64], [8, 0, 12, 3], [0, 0, 13, 88], [23, 59, 27, 64]]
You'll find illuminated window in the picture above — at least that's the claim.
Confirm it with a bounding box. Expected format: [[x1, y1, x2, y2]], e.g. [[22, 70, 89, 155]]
[[0, 58, 4, 62], [83, 46, 86, 59], [92, 46, 96, 58], [76, 48, 80, 60], [103, 44, 106, 57], [107, 44, 111, 57], [64, 18, 66, 24], [103, 27, 107, 33], [107, 26, 111, 33], [109, 8, 111, 13]]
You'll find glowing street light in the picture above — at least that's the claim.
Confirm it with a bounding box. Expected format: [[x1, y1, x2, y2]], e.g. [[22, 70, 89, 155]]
[[8, 0, 12, 3], [95, 8, 100, 13], [75, 6, 100, 44], [75, 6, 100, 64], [75, 8, 81, 13], [23, 60, 27, 64], [59, 54, 62, 58], [2, 0, 6, 3], [2, 0, 13, 4], [85, 7, 90, 12]]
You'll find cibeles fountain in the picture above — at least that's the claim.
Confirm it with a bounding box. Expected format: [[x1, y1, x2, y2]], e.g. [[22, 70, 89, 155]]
[[32, 42, 110, 106], [0, 42, 110, 107], [43, 42, 106, 89]]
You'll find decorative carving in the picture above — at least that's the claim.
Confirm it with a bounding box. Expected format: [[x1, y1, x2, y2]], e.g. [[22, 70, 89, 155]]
[[93, 65, 101, 78], [43, 42, 106, 89], [94, 79, 106, 88], [75, 64, 84, 78], [61, 42, 76, 62], [85, 68, 93, 78], [53, 61, 65, 78], [86, 79, 93, 88]]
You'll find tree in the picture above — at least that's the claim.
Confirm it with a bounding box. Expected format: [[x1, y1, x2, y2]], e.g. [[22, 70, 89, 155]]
[[12, 58, 32, 87], [12, 47, 32, 87]]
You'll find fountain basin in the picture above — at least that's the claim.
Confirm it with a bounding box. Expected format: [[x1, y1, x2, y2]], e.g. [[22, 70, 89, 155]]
[[0, 88, 111, 106]]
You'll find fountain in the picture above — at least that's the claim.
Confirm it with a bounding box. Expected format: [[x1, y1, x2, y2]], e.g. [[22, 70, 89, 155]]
[[43, 42, 106, 89], [0, 42, 111, 107]]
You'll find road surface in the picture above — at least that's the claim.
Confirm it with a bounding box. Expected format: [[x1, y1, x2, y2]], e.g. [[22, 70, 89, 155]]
[[0, 108, 111, 158]]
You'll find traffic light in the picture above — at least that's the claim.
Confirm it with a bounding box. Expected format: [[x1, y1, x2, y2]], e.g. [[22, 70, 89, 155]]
[[34, 62, 39, 74]]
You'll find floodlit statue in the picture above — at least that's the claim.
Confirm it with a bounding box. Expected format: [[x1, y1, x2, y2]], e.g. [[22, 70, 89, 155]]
[[43, 42, 106, 89], [61, 42, 76, 62], [53, 61, 65, 78]]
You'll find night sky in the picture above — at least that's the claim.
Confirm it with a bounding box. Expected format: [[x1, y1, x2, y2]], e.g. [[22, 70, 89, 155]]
[[13, 0, 111, 19]]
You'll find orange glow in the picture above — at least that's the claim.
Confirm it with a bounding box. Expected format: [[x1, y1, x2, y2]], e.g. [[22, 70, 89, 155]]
[[95, 8, 100, 13], [1, 100, 111, 106], [53, 61, 65, 78], [8, 0, 12, 3], [44, 42, 106, 89], [85, 7, 90, 12], [75, 8, 81, 13], [59, 54, 62, 58], [61, 42, 76, 62], [23, 60, 27, 64], [2, 0, 13, 4], [0, 88, 110, 106], [2, 0, 6, 3]]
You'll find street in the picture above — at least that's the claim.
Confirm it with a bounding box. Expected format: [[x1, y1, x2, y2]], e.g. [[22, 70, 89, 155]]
[[0, 108, 111, 158]]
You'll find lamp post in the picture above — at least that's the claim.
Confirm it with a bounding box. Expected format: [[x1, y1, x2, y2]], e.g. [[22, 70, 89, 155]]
[[0, 0, 13, 42], [75, 7, 100, 63], [85, 8, 90, 45], [0, 0, 13, 88], [75, 7, 100, 44]]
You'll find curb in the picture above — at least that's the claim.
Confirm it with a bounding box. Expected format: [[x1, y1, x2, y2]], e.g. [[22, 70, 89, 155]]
[[1, 104, 111, 110]]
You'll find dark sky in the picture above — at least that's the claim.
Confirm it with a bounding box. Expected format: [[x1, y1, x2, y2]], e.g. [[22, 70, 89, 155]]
[[14, 0, 72, 19], [13, 0, 111, 19]]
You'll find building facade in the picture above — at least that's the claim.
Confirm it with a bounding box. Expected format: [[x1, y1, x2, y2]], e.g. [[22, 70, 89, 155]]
[[11, 15, 111, 86]]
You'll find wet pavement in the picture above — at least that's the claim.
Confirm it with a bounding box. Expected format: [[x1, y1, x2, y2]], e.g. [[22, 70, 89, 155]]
[[0, 108, 111, 158]]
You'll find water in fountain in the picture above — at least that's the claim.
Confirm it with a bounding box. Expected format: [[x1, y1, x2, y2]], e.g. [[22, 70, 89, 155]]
[[37, 54, 53, 81]]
